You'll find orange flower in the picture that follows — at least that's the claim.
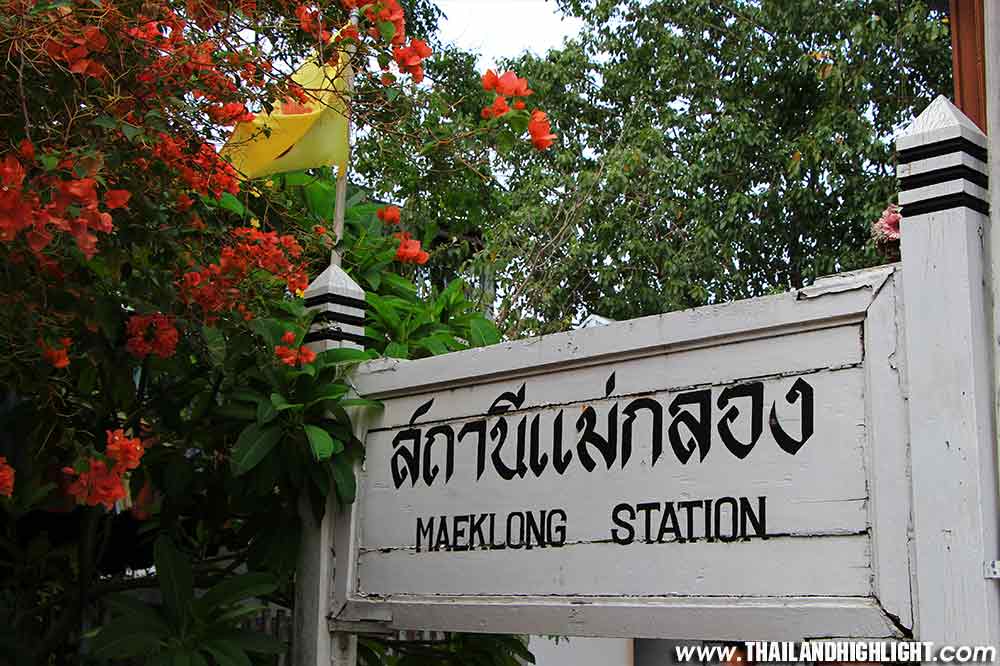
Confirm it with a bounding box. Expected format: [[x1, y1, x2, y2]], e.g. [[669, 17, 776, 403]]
[[395, 236, 429, 265], [281, 330, 296, 344], [38, 338, 71, 369], [495, 71, 532, 97], [377, 205, 401, 225], [298, 346, 316, 364], [104, 189, 132, 209], [491, 96, 510, 117], [0, 457, 14, 498], [527, 109, 557, 151], [64, 459, 127, 509], [105, 429, 145, 473], [481, 69, 499, 91]]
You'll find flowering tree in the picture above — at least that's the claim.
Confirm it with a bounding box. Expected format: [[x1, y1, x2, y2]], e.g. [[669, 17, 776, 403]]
[[0, 0, 551, 662]]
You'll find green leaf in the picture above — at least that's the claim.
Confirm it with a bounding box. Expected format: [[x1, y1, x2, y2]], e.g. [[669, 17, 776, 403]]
[[154, 536, 194, 632], [120, 123, 143, 141], [203, 326, 226, 367], [104, 594, 171, 635], [256, 398, 278, 425], [384, 342, 409, 359], [367, 293, 401, 335], [303, 424, 340, 461], [216, 192, 246, 216], [305, 383, 349, 406], [331, 455, 356, 504], [316, 348, 374, 366], [90, 629, 162, 659], [468, 317, 501, 347], [204, 641, 251, 666], [197, 572, 278, 612], [271, 393, 303, 411], [377, 20, 396, 42], [230, 423, 283, 476]]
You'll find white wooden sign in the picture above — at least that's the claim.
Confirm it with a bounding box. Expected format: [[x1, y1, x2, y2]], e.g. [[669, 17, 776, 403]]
[[300, 95, 1000, 656], [334, 265, 911, 640]]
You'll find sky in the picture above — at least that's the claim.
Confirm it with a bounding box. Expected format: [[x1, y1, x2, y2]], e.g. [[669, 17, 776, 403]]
[[435, 0, 584, 69]]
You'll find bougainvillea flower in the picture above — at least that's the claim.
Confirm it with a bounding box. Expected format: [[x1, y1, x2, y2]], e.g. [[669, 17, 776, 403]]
[[395, 235, 429, 264], [527, 109, 557, 150], [221, 48, 351, 180], [377, 205, 401, 224], [63, 458, 128, 509], [0, 154, 25, 189], [104, 189, 132, 209], [481, 69, 499, 91], [495, 71, 532, 97], [106, 429, 145, 473], [126, 313, 179, 359], [491, 95, 510, 117], [38, 337, 71, 368], [0, 457, 14, 497]]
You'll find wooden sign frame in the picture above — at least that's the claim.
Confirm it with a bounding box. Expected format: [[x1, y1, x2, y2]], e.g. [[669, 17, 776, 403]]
[[331, 266, 913, 641]]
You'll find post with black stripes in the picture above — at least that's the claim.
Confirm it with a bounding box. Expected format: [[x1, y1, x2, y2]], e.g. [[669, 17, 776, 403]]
[[898, 95, 1000, 642], [294, 261, 365, 666]]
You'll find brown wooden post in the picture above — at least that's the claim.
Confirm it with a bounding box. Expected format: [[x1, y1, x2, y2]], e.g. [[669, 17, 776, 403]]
[[950, 0, 988, 132]]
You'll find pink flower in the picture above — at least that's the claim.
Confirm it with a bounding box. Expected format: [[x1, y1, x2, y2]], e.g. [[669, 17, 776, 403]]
[[873, 203, 901, 242]]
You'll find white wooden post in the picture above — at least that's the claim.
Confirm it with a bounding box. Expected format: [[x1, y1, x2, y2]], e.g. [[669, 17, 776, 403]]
[[295, 263, 365, 666], [898, 95, 1000, 642]]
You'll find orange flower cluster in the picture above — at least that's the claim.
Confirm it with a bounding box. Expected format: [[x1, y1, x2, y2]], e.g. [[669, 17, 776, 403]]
[[481, 69, 534, 119], [38, 337, 72, 369], [0, 146, 129, 260], [126, 313, 180, 359], [377, 205, 401, 225], [480, 69, 556, 151], [392, 38, 432, 83], [528, 110, 557, 151], [364, 0, 406, 45], [64, 430, 146, 509], [275, 331, 317, 366], [44, 24, 109, 80], [0, 457, 14, 498], [394, 231, 429, 265], [180, 227, 307, 321]]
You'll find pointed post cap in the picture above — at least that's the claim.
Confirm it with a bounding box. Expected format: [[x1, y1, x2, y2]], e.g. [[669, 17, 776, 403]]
[[896, 95, 987, 154], [303, 263, 366, 350]]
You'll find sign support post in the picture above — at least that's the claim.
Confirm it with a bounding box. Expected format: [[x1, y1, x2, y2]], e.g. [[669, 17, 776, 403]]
[[295, 263, 366, 666], [898, 95, 1000, 642]]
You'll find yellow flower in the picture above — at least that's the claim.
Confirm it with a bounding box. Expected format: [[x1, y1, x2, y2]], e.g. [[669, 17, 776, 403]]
[[295, 288, 305, 298], [250, 218, 260, 228]]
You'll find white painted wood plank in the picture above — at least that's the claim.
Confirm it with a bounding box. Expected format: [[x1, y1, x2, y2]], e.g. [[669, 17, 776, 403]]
[[897, 151, 988, 179], [341, 596, 902, 641], [863, 271, 914, 629], [357, 535, 871, 598], [902, 205, 1000, 643], [366, 325, 862, 431], [898, 178, 989, 207], [358, 370, 868, 550], [352, 268, 891, 400]]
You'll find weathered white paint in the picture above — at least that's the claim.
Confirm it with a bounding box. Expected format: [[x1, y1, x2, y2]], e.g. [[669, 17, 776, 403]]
[[295, 263, 364, 666], [900, 97, 1000, 643], [331, 264, 911, 640], [529, 636, 633, 666]]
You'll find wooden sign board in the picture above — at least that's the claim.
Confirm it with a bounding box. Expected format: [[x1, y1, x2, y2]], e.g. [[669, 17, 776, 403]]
[[334, 266, 914, 640]]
